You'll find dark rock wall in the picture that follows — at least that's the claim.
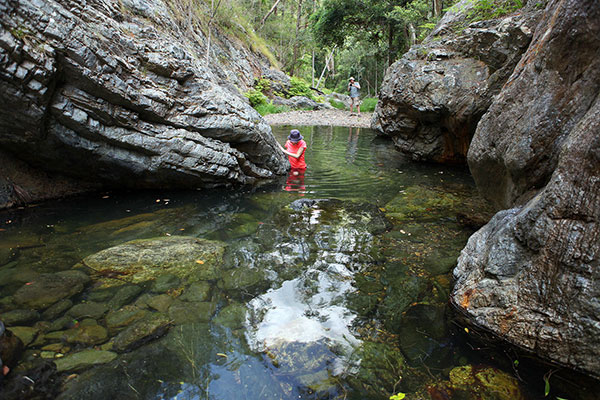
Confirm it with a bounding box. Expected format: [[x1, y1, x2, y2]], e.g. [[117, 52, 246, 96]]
[[468, 0, 600, 209], [453, 0, 600, 377], [0, 0, 287, 208], [371, 0, 541, 164]]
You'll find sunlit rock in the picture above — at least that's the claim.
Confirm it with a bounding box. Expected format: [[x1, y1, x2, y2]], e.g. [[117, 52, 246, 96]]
[[428, 365, 526, 400]]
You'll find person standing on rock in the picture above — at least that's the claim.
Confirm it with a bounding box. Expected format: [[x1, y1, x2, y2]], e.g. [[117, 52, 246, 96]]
[[348, 77, 361, 116], [278, 129, 307, 175]]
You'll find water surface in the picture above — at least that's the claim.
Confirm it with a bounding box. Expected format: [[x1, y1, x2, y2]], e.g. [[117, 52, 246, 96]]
[[1, 126, 595, 400]]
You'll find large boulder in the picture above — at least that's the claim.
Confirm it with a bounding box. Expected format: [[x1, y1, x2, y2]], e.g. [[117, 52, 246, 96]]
[[372, 0, 541, 164], [80, 236, 226, 286], [0, 0, 287, 209], [453, 0, 600, 378]]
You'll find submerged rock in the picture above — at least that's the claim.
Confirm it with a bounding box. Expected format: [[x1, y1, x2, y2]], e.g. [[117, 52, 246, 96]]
[[54, 349, 118, 373], [13, 270, 90, 310], [372, 0, 542, 163], [167, 300, 216, 325], [429, 365, 526, 400], [80, 236, 226, 285], [384, 185, 461, 221], [345, 341, 406, 399], [105, 306, 149, 335], [67, 302, 109, 320], [112, 313, 171, 352], [45, 324, 108, 346], [107, 285, 143, 310], [1, 309, 40, 326], [213, 302, 247, 330], [454, 0, 600, 378]]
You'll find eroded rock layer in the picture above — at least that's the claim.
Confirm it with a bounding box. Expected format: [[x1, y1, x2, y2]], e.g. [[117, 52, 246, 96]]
[[0, 0, 287, 208], [453, 0, 600, 377], [372, 0, 541, 164]]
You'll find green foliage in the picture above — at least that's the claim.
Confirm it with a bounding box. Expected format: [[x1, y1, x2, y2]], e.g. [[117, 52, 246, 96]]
[[390, 394, 406, 400], [360, 97, 378, 112], [288, 77, 315, 99], [10, 26, 29, 39], [329, 99, 346, 110], [244, 89, 267, 107], [255, 78, 271, 93], [254, 101, 290, 116], [466, 0, 525, 22]]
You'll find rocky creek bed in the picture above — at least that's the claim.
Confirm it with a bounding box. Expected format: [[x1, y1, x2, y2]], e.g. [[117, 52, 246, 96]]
[[1, 127, 598, 399]]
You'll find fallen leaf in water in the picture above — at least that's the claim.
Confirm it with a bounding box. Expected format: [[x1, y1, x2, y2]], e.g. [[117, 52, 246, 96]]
[[196, 260, 205, 264], [464, 327, 469, 333], [216, 353, 228, 358]]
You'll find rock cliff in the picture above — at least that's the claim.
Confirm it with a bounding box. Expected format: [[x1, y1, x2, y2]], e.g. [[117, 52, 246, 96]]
[[452, 0, 600, 378], [0, 0, 288, 209], [372, 0, 541, 164]]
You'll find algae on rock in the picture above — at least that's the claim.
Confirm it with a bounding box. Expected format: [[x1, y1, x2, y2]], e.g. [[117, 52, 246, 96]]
[[80, 236, 226, 286]]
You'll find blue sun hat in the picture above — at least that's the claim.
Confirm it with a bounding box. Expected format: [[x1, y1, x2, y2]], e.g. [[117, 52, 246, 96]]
[[288, 129, 303, 143]]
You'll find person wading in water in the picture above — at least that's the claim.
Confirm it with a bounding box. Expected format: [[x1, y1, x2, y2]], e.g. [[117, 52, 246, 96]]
[[278, 129, 307, 175]]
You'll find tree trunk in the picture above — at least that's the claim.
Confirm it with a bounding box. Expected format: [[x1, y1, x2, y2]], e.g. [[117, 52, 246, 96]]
[[316, 46, 335, 89], [408, 23, 416, 46], [311, 49, 315, 86], [433, 0, 442, 17], [291, 0, 304, 76], [261, 0, 283, 26], [375, 59, 378, 96], [387, 23, 394, 66]]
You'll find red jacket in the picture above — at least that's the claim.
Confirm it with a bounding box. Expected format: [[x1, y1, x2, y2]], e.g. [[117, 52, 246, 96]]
[[285, 139, 307, 169]]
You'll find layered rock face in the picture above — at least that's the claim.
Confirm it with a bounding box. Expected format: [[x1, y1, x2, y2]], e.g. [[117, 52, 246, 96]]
[[0, 0, 287, 208], [453, 0, 600, 377], [372, 0, 541, 163]]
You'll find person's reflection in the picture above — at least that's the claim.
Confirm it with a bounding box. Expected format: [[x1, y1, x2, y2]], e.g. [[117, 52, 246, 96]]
[[347, 126, 360, 163], [284, 168, 306, 194]]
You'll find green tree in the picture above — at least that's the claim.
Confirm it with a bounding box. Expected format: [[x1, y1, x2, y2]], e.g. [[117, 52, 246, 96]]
[[311, 0, 408, 67]]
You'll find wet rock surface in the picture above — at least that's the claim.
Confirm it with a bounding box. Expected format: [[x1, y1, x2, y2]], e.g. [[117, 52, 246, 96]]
[[0, 0, 287, 210], [54, 349, 118, 373], [80, 236, 226, 285], [12, 270, 90, 310], [372, 0, 541, 164], [453, 0, 600, 378]]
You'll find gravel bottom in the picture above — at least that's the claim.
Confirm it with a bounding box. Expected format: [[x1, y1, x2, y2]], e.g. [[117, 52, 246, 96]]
[[263, 109, 372, 128]]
